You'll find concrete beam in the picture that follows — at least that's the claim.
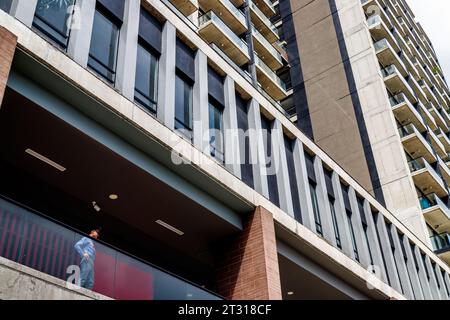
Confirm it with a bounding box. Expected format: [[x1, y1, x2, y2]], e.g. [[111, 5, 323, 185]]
[[424, 255, 442, 300], [434, 263, 449, 300], [115, 0, 140, 100], [0, 26, 17, 107]]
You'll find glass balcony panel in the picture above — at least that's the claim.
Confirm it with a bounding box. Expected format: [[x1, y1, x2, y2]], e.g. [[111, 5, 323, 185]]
[[0, 196, 221, 300]]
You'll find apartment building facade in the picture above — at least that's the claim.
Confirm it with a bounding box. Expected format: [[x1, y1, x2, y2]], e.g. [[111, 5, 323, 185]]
[[0, 0, 449, 300], [280, 0, 450, 261]]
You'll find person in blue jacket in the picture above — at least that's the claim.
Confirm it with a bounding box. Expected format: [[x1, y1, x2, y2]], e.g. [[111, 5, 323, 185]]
[[74, 228, 101, 290]]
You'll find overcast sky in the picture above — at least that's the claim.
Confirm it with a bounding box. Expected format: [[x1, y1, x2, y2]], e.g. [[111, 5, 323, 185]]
[[406, 0, 450, 81]]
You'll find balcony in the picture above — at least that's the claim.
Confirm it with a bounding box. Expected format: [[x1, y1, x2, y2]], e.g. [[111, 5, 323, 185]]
[[421, 195, 450, 233], [252, 0, 276, 18], [0, 196, 221, 300], [367, 15, 400, 52], [255, 55, 288, 101], [419, 79, 439, 108], [430, 233, 450, 264], [374, 39, 407, 77], [409, 158, 447, 197], [390, 93, 426, 132], [198, 0, 248, 35], [170, 0, 199, 16], [250, 1, 279, 43], [418, 101, 438, 131], [436, 128, 450, 153], [407, 74, 428, 104], [382, 65, 417, 105], [428, 129, 448, 160], [438, 157, 450, 186], [399, 124, 436, 164], [427, 102, 449, 133], [198, 11, 250, 66], [252, 27, 283, 71]]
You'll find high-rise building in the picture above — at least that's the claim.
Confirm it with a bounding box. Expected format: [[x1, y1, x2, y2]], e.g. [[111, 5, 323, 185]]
[[0, 0, 449, 300], [279, 0, 450, 254]]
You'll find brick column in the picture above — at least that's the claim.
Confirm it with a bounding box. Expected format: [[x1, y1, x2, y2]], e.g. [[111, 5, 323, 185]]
[[217, 206, 282, 300], [0, 27, 17, 106]]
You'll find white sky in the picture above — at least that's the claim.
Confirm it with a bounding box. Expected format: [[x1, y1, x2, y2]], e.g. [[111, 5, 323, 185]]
[[406, 0, 450, 81]]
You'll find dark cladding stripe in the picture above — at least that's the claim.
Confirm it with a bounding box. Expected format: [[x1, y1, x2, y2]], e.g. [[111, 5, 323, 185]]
[[327, 0, 386, 206], [278, 0, 314, 139]]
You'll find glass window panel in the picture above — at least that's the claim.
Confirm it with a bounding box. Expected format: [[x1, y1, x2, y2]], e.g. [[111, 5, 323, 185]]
[[309, 182, 322, 235], [208, 101, 224, 163], [135, 44, 158, 113], [88, 10, 119, 83], [33, 0, 75, 48], [174, 74, 193, 140]]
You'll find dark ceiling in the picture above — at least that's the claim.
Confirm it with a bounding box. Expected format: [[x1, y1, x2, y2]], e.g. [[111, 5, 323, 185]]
[[0, 88, 241, 286]]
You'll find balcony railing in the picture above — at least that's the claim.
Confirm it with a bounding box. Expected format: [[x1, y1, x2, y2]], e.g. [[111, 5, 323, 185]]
[[0, 195, 221, 300], [431, 233, 450, 252]]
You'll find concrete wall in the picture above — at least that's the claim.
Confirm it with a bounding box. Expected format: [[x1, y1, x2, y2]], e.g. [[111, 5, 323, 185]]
[[0, 256, 110, 300], [284, 0, 429, 244]]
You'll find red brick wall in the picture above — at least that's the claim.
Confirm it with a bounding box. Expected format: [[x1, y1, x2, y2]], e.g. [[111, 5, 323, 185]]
[[217, 206, 282, 300], [0, 27, 17, 106]]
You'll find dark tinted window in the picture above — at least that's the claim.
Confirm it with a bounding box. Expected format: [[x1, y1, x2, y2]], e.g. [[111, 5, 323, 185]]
[[209, 100, 224, 163], [33, 0, 75, 48], [135, 43, 158, 113], [174, 74, 193, 141], [88, 9, 120, 83]]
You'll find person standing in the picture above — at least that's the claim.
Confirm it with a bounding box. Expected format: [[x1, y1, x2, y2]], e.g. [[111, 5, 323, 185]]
[[74, 228, 101, 290]]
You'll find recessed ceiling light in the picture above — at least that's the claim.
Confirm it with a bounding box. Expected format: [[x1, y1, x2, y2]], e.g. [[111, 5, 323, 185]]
[[25, 148, 66, 172], [109, 194, 119, 200], [155, 219, 184, 236], [287, 291, 294, 296]]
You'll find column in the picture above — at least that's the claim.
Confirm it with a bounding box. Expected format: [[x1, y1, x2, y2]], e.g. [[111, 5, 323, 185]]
[[156, 21, 176, 129], [217, 206, 282, 300], [223, 76, 241, 178], [10, 0, 38, 27], [247, 99, 269, 198], [314, 158, 337, 246], [291, 139, 316, 231], [0, 27, 17, 107], [348, 187, 371, 268], [434, 264, 449, 300], [362, 200, 388, 283], [271, 119, 294, 217], [424, 256, 442, 300], [67, 0, 96, 67], [374, 212, 402, 294], [115, 0, 140, 100], [390, 224, 414, 299], [413, 245, 434, 300], [402, 235, 424, 299], [331, 172, 356, 258], [192, 49, 209, 152]]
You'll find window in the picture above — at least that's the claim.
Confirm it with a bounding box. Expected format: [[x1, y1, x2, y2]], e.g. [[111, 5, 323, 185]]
[[134, 43, 159, 113], [174, 74, 193, 140], [329, 197, 341, 249], [33, 0, 76, 49], [208, 100, 224, 163], [309, 182, 322, 235], [346, 211, 359, 262], [0, 0, 12, 13], [88, 8, 120, 83]]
